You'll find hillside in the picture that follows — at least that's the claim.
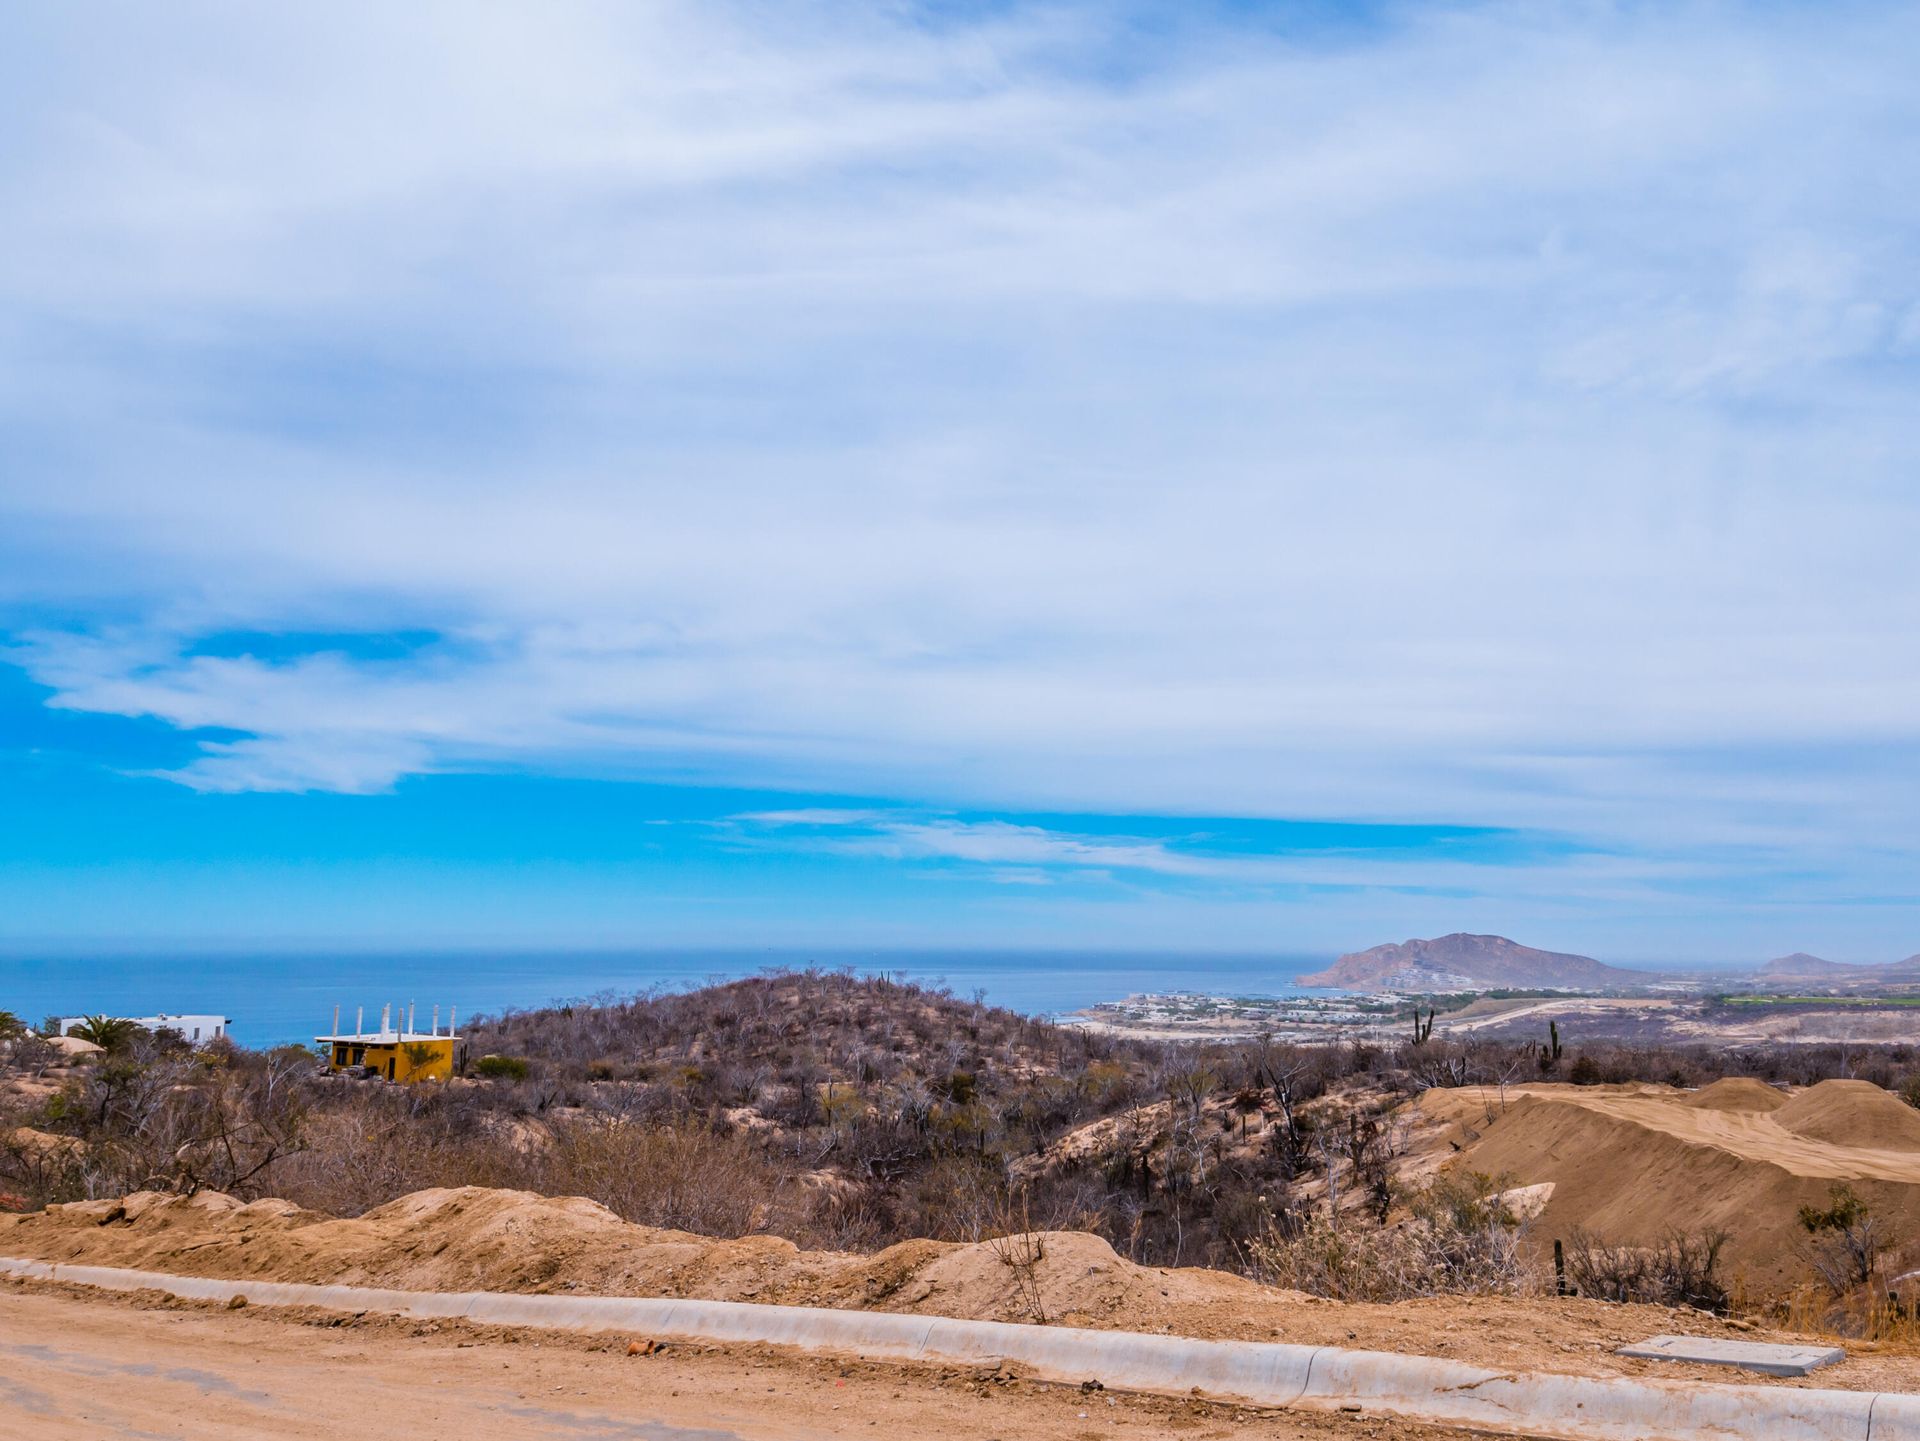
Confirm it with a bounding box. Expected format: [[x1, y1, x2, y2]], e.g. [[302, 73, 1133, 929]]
[[1299, 933, 1647, 990], [1756, 952, 1920, 982], [15, 969, 1920, 1307]]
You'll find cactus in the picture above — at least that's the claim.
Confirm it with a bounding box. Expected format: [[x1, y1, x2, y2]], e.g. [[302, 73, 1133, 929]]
[[1410, 1007, 1436, 1045], [1538, 1018, 1565, 1072]]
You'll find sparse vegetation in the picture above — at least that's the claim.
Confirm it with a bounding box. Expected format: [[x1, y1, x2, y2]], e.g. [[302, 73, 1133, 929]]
[[987, 1188, 1051, 1323], [1560, 1227, 1730, 1311], [1250, 1171, 1536, 1301], [7, 969, 1920, 1313], [1798, 1184, 1881, 1295], [470, 1054, 529, 1081]]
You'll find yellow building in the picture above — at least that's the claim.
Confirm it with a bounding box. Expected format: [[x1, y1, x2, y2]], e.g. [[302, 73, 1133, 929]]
[[317, 1004, 465, 1083]]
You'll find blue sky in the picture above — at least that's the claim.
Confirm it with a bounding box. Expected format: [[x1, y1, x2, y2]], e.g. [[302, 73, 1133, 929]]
[[3, 1, 1919, 964]]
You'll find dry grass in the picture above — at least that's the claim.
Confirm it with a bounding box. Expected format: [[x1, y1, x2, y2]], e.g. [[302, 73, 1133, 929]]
[[1249, 1172, 1540, 1302], [1560, 1227, 1730, 1312], [269, 1110, 797, 1238]]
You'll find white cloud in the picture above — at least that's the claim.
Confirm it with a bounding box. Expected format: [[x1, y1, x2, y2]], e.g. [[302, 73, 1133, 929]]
[[723, 810, 1791, 921], [734, 808, 893, 828], [828, 818, 1199, 874], [2, 0, 1919, 896]]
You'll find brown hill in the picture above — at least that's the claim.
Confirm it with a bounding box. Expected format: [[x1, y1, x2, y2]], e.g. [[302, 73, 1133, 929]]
[[1754, 952, 1920, 982], [1420, 1080, 1920, 1290], [1299, 934, 1647, 991], [1758, 953, 1859, 979]]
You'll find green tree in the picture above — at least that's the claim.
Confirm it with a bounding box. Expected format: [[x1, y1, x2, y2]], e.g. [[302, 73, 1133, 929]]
[[68, 1015, 141, 1053]]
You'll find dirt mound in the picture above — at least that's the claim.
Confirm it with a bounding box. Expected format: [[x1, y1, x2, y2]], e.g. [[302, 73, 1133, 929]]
[[6, 1183, 1898, 1391], [1680, 1077, 1785, 1113], [0, 1184, 1306, 1333], [1773, 1080, 1920, 1151], [1422, 1081, 1920, 1290]]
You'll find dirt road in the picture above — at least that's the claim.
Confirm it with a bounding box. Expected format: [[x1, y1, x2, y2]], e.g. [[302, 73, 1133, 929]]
[[0, 1280, 1491, 1441]]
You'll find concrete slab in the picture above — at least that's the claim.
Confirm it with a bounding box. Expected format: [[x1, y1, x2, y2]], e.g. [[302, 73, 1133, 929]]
[[1617, 1334, 1845, 1376]]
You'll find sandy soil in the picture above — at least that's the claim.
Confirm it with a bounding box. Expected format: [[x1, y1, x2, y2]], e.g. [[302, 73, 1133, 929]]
[[1423, 1079, 1920, 1289], [0, 1276, 1501, 1441], [1435, 998, 1676, 1035], [6, 1181, 1920, 1392]]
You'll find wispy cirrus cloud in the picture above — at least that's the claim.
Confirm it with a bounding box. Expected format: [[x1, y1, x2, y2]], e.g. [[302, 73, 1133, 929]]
[[743, 812, 1194, 875], [726, 808, 1774, 915]]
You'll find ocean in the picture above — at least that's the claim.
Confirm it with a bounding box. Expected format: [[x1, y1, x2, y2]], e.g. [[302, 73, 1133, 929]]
[[0, 949, 1332, 1047]]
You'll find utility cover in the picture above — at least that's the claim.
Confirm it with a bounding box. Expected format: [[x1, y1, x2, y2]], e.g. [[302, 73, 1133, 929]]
[[1617, 1335, 1844, 1376]]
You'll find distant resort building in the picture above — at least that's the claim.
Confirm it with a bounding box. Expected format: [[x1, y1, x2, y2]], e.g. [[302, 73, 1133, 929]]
[[317, 1003, 465, 1083], [53, 1013, 231, 1045]]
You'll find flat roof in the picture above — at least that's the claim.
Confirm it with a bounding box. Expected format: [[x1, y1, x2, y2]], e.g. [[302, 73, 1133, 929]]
[[316, 1032, 460, 1044]]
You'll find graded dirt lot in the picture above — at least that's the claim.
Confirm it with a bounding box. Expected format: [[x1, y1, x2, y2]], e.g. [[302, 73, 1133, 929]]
[[1434, 997, 1677, 1036], [1421, 1079, 1920, 1289], [0, 1278, 1502, 1441]]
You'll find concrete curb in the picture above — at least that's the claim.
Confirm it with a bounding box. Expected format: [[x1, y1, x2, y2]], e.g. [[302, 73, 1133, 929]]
[[3, 1255, 1911, 1441]]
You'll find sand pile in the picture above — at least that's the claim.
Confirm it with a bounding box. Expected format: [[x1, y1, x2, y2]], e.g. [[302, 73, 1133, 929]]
[[0, 1184, 1291, 1333], [0, 1180, 1877, 1380], [1421, 1080, 1920, 1289], [1774, 1079, 1920, 1150], [1679, 1077, 1785, 1113]]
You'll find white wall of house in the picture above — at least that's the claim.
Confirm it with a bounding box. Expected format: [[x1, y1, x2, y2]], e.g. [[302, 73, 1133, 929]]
[[53, 1014, 231, 1044]]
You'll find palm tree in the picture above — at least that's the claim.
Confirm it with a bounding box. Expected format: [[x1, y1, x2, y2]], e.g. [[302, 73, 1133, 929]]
[[68, 1015, 141, 1053], [0, 1011, 23, 1040]]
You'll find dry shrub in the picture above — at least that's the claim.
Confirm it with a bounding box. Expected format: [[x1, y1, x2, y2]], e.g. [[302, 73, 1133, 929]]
[[531, 1117, 788, 1236], [1561, 1227, 1729, 1312], [1776, 1282, 1920, 1343], [273, 1107, 792, 1237], [1250, 1172, 1538, 1302], [267, 1107, 475, 1214], [1797, 1185, 1882, 1296], [3, 1047, 311, 1206], [0, 1131, 89, 1208], [899, 1154, 1004, 1242], [1767, 1185, 1920, 1338], [986, 1188, 1049, 1323]]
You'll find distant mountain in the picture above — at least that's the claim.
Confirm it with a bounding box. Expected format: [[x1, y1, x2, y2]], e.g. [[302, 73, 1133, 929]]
[[1298, 933, 1649, 991], [1759, 953, 1866, 979], [1756, 952, 1920, 981]]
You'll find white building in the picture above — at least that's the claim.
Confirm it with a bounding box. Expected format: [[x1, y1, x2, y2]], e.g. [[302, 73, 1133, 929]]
[[53, 1013, 231, 1045]]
